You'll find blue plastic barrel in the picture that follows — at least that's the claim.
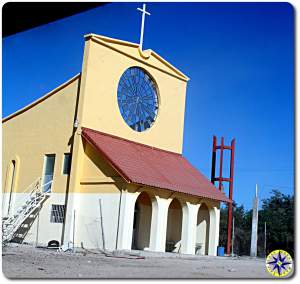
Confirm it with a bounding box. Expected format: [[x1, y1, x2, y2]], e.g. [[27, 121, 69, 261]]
[[217, 246, 225, 256]]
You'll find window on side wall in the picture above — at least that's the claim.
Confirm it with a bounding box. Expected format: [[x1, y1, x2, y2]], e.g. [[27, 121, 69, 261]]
[[42, 154, 55, 193], [50, 204, 65, 223], [62, 153, 71, 175]]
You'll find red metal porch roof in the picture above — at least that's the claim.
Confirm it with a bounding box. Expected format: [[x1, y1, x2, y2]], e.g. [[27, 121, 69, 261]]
[[81, 127, 230, 203]]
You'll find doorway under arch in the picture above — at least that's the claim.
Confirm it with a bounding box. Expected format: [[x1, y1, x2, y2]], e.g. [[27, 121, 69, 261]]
[[196, 203, 210, 255], [131, 192, 152, 250], [166, 198, 183, 253]]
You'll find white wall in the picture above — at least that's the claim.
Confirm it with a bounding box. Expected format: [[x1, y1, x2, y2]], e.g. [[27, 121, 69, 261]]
[[4, 191, 121, 251], [3, 192, 66, 246], [4, 190, 221, 256], [65, 192, 121, 251]]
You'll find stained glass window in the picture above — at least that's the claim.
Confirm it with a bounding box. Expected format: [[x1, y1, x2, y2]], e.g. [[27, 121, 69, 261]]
[[117, 67, 159, 132]]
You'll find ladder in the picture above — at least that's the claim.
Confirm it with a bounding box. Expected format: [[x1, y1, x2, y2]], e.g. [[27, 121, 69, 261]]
[[2, 177, 51, 244]]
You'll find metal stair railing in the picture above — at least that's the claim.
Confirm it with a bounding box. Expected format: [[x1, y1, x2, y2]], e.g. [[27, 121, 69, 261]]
[[2, 177, 52, 244], [4, 177, 41, 218]]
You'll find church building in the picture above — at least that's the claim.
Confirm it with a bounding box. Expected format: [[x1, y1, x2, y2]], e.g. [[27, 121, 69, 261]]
[[2, 33, 229, 256]]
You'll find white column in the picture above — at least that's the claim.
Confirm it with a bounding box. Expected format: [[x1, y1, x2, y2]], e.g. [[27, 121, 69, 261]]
[[149, 196, 171, 252], [181, 202, 199, 255], [208, 206, 220, 256], [250, 185, 259, 257], [117, 190, 139, 250]]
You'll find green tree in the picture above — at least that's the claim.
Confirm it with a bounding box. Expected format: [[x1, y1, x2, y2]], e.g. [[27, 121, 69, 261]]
[[219, 190, 294, 257], [258, 190, 294, 257], [219, 202, 252, 256]]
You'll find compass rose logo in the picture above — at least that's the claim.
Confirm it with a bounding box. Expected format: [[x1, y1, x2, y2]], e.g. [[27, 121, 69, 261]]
[[266, 250, 293, 277]]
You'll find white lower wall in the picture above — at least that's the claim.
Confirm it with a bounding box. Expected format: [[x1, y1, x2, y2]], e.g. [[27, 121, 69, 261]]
[[2, 192, 65, 246], [3, 192, 121, 250], [3, 191, 221, 255], [68, 193, 120, 250]]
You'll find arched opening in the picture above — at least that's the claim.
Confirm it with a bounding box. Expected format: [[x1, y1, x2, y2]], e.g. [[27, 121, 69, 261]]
[[166, 198, 183, 253], [196, 203, 210, 255], [131, 192, 152, 250], [5, 160, 16, 216]]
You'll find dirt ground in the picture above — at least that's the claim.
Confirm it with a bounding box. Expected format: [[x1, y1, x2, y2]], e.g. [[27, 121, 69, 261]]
[[2, 243, 280, 279]]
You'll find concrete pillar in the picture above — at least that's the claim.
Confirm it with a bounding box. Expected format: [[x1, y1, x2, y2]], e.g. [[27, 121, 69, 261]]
[[250, 185, 259, 257], [117, 190, 139, 250], [149, 196, 171, 252], [181, 202, 200, 255], [208, 206, 220, 256]]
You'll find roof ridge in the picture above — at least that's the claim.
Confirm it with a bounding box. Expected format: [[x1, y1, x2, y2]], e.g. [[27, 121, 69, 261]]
[[81, 127, 182, 156]]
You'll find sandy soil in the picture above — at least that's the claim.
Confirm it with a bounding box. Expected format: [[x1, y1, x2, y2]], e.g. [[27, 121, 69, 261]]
[[2, 243, 279, 279]]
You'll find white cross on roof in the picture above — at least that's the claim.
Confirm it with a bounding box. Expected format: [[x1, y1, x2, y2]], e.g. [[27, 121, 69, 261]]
[[137, 3, 151, 51]]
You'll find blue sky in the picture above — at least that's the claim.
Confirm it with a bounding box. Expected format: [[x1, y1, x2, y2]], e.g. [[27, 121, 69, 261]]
[[2, 2, 294, 209]]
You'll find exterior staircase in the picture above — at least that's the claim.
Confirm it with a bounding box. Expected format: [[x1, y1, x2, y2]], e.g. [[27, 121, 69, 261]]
[[2, 177, 51, 245]]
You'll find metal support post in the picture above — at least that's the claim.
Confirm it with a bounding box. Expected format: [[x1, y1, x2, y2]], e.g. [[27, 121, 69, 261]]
[[72, 210, 76, 253], [218, 137, 224, 191], [211, 136, 236, 256], [211, 136, 217, 184], [99, 199, 106, 251], [226, 138, 235, 255]]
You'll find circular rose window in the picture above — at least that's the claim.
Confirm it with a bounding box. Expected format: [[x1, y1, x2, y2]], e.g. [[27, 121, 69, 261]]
[[117, 67, 159, 132]]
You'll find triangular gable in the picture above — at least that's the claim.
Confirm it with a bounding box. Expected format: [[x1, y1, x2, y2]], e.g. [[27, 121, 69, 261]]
[[85, 33, 189, 82]]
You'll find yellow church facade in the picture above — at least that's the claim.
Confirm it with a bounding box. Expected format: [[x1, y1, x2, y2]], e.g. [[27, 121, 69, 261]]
[[2, 34, 229, 255]]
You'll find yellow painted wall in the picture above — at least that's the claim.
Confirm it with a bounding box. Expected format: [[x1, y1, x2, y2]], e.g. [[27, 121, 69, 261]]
[[81, 141, 119, 180], [79, 141, 122, 193], [2, 34, 190, 197], [78, 35, 188, 154], [2, 75, 80, 194]]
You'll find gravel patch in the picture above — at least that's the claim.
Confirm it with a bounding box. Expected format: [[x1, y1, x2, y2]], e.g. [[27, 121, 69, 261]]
[[2, 243, 278, 279]]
